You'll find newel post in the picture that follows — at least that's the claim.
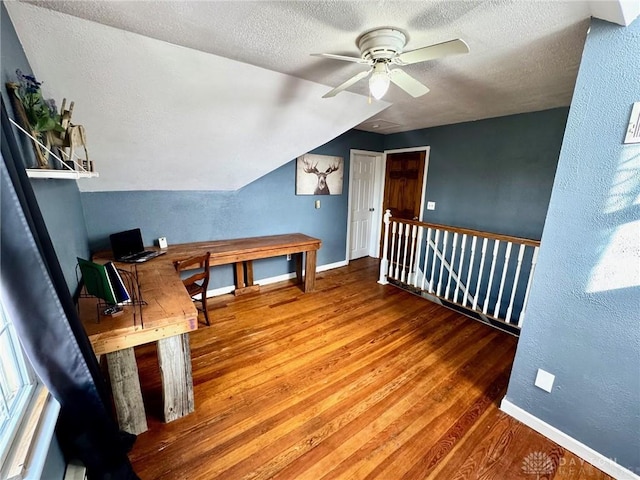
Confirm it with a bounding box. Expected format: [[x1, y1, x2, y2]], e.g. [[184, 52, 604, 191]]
[[378, 209, 392, 285]]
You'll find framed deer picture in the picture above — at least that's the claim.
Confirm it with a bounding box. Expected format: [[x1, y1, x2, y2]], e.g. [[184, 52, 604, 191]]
[[296, 154, 344, 195]]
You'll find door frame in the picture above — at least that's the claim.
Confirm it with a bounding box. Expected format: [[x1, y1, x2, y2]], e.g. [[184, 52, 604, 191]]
[[376, 145, 431, 251], [346, 149, 384, 262]]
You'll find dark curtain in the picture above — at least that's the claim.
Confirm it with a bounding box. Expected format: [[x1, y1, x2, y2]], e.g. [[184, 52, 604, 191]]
[[0, 99, 139, 479]]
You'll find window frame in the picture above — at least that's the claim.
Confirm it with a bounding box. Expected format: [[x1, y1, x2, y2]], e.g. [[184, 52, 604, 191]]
[[0, 296, 60, 480], [0, 302, 38, 468]]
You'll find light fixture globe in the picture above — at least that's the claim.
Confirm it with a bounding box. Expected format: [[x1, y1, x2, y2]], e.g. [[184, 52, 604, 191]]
[[369, 62, 390, 100]]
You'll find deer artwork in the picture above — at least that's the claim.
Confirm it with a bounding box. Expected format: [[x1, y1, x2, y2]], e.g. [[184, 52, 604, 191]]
[[302, 158, 341, 195]]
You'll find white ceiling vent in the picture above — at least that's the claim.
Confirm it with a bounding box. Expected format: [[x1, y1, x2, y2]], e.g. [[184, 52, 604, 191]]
[[359, 119, 402, 133]]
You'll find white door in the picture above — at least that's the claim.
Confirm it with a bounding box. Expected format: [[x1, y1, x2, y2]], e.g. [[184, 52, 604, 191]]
[[349, 153, 377, 259]]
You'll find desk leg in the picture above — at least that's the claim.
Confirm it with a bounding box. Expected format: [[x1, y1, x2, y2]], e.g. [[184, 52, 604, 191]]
[[234, 262, 246, 289], [245, 260, 254, 286], [234, 261, 260, 295], [295, 253, 303, 285], [157, 333, 194, 422], [304, 250, 317, 292], [106, 348, 148, 435]]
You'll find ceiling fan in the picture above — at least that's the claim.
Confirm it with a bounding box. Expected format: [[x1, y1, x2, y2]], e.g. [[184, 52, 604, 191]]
[[312, 27, 469, 100]]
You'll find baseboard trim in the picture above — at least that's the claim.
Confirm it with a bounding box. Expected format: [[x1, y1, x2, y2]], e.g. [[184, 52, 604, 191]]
[[500, 398, 639, 480], [206, 260, 348, 298]]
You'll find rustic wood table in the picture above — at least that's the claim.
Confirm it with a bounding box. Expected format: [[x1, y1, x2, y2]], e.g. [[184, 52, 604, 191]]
[[79, 233, 321, 434], [163, 233, 322, 295]]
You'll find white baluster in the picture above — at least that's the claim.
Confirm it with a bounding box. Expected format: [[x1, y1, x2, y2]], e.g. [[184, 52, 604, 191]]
[[472, 238, 488, 310], [444, 232, 459, 300], [400, 222, 411, 283], [518, 246, 539, 327], [378, 209, 392, 284], [407, 224, 418, 285], [421, 228, 432, 291], [463, 236, 477, 307], [482, 240, 501, 315], [436, 231, 449, 297], [493, 242, 513, 318], [389, 220, 398, 280], [413, 225, 424, 288], [395, 223, 404, 280], [505, 244, 526, 322], [454, 234, 467, 303], [429, 229, 441, 293]]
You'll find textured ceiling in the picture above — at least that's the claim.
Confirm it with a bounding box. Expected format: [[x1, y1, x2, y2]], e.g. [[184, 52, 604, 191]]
[[6, 1, 638, 192], [20, 0, 605, 134], [6, 2, 390, 191]]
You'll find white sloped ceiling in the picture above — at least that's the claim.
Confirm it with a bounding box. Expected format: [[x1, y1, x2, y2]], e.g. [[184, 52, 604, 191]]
[[6, 2, 389, 192]]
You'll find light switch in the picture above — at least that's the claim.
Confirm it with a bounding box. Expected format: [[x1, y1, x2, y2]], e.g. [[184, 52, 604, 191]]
[[315, 200, 321, 209], [427, 201, 436, 211], [535, 369, 555, 393]]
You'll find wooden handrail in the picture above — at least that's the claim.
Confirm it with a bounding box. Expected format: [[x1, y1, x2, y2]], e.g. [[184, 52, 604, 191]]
[[388, 218, 540, 247]]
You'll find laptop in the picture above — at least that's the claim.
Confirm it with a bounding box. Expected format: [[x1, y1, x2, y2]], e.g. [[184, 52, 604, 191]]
[[109, 228, 166, 263]]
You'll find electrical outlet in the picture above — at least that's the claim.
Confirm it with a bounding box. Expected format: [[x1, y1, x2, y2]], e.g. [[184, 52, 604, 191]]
[[535, 369, 555, 393], [286, 254, 291, 261], [427, 201, 436, 211]]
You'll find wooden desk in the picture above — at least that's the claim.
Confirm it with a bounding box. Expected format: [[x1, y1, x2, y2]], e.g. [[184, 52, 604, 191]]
[[80, 233, 321, 434], [79, 259, 198, 434], [163, 233, 322, 294]]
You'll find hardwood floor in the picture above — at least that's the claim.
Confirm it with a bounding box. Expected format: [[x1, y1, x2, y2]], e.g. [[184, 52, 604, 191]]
[[130, 258, 611, 480]]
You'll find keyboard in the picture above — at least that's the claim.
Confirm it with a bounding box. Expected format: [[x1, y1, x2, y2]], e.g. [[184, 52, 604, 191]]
[[119, 250, 166, 263]]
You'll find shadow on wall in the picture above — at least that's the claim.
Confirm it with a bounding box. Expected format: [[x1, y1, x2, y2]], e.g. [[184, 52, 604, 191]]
[[586, 149, 640, 294]]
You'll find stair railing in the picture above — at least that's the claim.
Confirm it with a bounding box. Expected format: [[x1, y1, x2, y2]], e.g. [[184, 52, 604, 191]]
[[378, 210, 540, 334]]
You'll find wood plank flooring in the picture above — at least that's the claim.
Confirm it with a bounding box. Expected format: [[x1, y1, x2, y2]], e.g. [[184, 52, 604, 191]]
[[129, 258, 612, 480]]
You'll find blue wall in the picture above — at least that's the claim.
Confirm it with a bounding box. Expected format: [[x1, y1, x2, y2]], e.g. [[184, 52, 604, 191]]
[[1, 3, 90, 292], [384, 108, 568, 240], [81, 108, 567, 290], [506, 18, 640, 475], [81, 129, 383, 288]]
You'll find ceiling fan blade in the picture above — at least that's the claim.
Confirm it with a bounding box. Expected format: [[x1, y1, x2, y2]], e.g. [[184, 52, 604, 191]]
[[388, 69, 430, 98], [311, 53, 369, 64], [395, 38, 469, 65], [322, 69, 372, 98]]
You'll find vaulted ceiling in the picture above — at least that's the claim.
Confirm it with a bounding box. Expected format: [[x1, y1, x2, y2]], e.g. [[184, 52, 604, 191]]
[[6, 1, 638, 192]]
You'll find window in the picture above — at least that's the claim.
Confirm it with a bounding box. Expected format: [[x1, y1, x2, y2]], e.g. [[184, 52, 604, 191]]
[[0, 298, 37, 470]]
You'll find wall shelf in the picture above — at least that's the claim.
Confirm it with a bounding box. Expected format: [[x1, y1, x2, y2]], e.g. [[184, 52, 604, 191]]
[[9, 118, 99, 181], [26, 169, 99, 179]]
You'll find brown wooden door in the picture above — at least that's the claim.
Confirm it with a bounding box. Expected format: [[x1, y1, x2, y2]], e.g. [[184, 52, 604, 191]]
[[382, 150, 426, 220]]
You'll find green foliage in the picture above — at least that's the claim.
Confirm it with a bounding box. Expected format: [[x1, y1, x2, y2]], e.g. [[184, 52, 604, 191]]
[[15, 69, 64, 133]]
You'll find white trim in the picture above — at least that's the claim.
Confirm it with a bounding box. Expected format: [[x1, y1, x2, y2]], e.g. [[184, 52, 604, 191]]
[[205, 260, 348, 298], [346, 150, 384, 263], [500, 398, 639, 480], [23, 393, 61, 480], [370, 153, 385, 258]]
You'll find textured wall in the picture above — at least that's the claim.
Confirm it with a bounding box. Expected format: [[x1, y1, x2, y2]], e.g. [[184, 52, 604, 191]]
[[384, 108, 568, 240], [81, 129, 383, 288], [505, 18, 640, 474], [1, 4, 90, 293]]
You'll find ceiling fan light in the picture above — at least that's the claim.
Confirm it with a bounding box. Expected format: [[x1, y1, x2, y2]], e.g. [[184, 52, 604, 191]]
[[369, 69, 390, 100]]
